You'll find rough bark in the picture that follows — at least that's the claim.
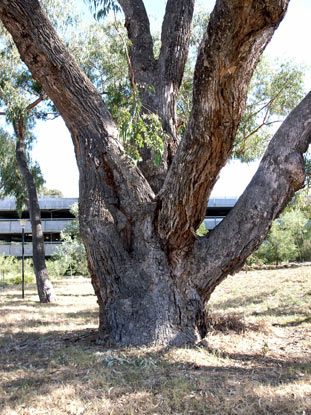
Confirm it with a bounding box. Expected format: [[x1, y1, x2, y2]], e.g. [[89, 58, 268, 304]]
[[14, 117, 56, 303], [119, 0, 194, 193], [190, 91, 311, 300], [2, 0, 309, 347], [157, 0, 290, 259]]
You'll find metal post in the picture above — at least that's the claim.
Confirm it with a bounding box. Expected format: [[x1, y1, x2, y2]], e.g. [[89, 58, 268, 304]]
[[22, 226, 25, 299], [19, 219, 27, 299]]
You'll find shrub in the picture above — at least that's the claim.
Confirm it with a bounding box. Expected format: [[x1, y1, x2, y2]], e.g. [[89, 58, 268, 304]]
[[301, 239, 311, 262], [0, 255, 35, 285]]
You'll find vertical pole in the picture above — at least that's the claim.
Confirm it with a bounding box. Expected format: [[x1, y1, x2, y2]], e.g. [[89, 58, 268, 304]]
[[22, 227, 25, 299]]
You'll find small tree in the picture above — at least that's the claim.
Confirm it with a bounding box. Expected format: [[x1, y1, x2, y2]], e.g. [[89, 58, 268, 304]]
[[38, 187, 64, 198], [250, 206, 310, 265], [253, 221, 298, 265]]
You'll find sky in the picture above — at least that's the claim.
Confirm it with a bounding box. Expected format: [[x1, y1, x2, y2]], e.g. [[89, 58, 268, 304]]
[[31, 0, 311, 198]]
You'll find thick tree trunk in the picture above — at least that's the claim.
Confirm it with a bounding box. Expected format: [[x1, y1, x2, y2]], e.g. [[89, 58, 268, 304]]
[[81, 191, 207, 345], [14, 118, 56, 303], [2, 0, 310, 346], [88, 229, 206, 346]]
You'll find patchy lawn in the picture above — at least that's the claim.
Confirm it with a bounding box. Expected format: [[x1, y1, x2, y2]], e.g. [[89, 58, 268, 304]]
[[0, 267, 311, 415]]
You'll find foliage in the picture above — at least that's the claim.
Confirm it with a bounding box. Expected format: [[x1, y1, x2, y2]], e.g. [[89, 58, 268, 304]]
[[251, 221, 298, 265], [281, 210, 309, 261], [0, 255, 35, 285], [54, 203, 89, 276], [71, 18, 166, 164], [249, 203, 311, 265], [0, 254, 87, 285], [71, 19, 128, 92], [0, 128, 44, 214], [0, 0, 81, 208], [109, 90, 165, 163], [45, 258, 69, 279], [38, 187, 64, 198], [87, 0, 121, 21], [301, 239, 311, 261], [196, 221, 209, 237], [233, 58, 306, 161]]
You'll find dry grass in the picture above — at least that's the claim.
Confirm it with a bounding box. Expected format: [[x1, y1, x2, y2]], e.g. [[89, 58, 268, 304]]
[[0, 267, 311, 415]]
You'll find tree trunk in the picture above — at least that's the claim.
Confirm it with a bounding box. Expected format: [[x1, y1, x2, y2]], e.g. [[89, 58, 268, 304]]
[[84, 202, 206, 346], [2, 0, 310, 346], [14, 118, 56, 303]]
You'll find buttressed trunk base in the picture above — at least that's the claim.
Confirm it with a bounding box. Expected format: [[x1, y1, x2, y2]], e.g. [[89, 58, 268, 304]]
[[88, 237, 206, 346], [80, 201, 207, 346]]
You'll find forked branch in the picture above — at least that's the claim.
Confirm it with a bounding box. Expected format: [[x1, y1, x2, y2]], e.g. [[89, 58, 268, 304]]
[[192, 91, 311, 298], [157, 0, 290, 258], [0, 0, 154, 221]]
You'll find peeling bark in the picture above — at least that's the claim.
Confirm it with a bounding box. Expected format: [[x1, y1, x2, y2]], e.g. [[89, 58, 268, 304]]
[[2, 0, 309, 346]]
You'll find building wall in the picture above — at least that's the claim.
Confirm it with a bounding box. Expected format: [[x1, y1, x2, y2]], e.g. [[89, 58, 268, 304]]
[[0, 197, 238, 257], [0, 198, 77, 257]]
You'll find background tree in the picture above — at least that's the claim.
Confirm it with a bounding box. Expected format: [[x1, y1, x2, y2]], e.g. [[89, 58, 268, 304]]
[[0, 0, 86, 302], [0, 94, 57, 302], [38, 187, 64, 198], [0, 0, 80, 302], [54, 203, 89, 276], [249, 212, 305, 265], [0, 129, 43, 210], [2, 0, 311, 346]]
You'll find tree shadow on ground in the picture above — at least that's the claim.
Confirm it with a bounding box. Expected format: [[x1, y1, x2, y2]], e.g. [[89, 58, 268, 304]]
[[251, 306, 309, 318], [272, 315, 311, 327], [210, 290, 277, 310], [0, 309, 98, 331], [1, 327, 311, 414]]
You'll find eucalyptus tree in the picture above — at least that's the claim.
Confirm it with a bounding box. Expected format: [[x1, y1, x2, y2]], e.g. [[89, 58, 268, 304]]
[[1, 0, 311, 346], [0, 47, 57, 302], [0, 0, 80, 302], [0, 0, 94, 303]]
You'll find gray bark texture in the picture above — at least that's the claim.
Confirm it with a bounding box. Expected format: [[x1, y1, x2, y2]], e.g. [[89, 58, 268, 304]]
[[14, 117, 56, 303], [1, 0, 310, 345]]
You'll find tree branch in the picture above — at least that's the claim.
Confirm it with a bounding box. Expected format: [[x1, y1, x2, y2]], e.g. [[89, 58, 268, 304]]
[[131, 0, 195, 194], [26, 93, 47, 112], [117, 0, 156, 86], [0, 0, 154, 218], [113, 14, 136, 93], [0, 0, 156, 269], [191, 90, 311, 298], [155, 0, 195, 151], [157, 0, 289, 258], [158, 0, 194, 92]]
